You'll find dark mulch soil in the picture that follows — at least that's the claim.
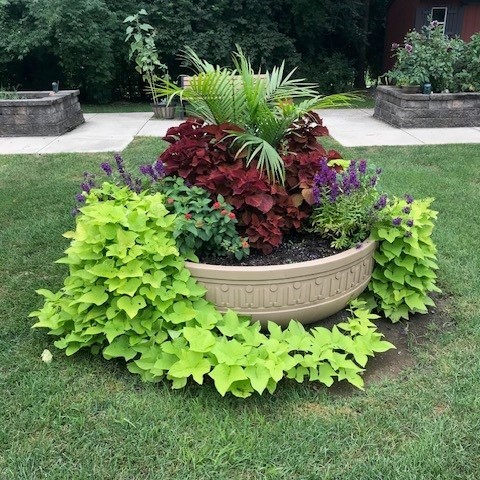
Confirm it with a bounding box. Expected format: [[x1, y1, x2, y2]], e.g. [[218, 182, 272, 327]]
[[312, 293, 455, 395], [199, 232, 347, 266]]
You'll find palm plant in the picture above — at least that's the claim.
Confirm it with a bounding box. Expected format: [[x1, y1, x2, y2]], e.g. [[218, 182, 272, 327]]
[[156, 47, 357, 183]]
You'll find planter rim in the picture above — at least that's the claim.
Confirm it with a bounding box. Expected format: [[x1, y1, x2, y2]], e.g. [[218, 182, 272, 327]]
[[185, 238, 376, 277]]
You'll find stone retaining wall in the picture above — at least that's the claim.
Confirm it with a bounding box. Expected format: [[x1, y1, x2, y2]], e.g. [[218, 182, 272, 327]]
[[374, 86, 480, 128], [0, 90, 85, 136]]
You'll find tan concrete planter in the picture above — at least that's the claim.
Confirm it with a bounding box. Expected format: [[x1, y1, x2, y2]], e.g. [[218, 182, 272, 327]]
[[186, 239, 377, 327]]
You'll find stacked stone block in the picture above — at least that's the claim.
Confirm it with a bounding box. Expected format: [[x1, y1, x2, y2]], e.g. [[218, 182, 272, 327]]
[[0, 90, 85, 136], [374, 86, 480, 128]]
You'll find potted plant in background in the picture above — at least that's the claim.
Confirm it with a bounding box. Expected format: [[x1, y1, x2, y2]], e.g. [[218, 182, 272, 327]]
[[387, 20, 465, 94], [124, 9, 175, 119]]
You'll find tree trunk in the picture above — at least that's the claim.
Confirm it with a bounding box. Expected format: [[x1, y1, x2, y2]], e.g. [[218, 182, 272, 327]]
[[355, 0, 370, 88]]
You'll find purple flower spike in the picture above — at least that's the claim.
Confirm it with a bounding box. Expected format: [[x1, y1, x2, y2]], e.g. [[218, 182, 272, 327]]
[[406, 219, 414, 227], [405, 194, 414, 204], [359, 159, 367, 175], [75, 193, 86, 203], [154, 160, 166, 178], [369, 175, 378, 187], [101, 162, 113, 176], [374, 194, 388, 210], [114, 153, 125, 174], [80, 182, 91, 193], [392, 217, 402, 226], [140, 164, 155, 177], [403, 206, 411, 214]]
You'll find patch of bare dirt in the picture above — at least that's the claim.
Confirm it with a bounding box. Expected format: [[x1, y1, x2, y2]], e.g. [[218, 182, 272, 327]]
[[312, 293, 454, 395]]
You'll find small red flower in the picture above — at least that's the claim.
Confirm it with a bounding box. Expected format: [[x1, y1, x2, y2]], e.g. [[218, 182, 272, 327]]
[[242, 241, 249, 248], [221, 209, 228, 215], [228, 212, 236, 219], [213, 201, 221, 209], [184, 213, 192, 220]]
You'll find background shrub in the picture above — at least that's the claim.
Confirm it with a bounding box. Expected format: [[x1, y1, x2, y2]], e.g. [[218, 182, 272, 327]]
[[0, 0, 389, 102]]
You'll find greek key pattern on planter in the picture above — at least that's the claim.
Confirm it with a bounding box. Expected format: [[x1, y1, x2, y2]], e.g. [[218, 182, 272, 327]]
[[204, 257, 374, 311]]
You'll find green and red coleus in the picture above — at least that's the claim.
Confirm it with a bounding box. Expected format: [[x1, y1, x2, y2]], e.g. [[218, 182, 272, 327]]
[[159, 113, 342, 253]]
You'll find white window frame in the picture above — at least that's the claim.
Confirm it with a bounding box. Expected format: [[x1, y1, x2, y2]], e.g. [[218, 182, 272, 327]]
[[431, 7, 448, 33]]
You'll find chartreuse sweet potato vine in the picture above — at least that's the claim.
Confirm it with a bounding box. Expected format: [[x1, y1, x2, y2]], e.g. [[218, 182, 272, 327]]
[[367, 196, 440, 322], [31, 183, 394, 397]]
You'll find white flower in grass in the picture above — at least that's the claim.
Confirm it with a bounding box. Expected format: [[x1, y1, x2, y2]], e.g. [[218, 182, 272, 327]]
[[41, 349, 53, 364]]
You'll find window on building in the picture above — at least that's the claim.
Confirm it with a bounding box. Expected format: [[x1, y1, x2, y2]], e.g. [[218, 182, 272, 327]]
[[431, 7, 448, 32]]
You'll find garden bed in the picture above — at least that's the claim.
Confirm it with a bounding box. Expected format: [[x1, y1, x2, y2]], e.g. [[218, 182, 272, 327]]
[[0, 90, 84, 136], [374, 86, 480, 128]]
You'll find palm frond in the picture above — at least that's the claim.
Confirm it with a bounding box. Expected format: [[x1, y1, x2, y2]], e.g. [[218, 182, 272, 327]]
[[229, 132, 285, 184]]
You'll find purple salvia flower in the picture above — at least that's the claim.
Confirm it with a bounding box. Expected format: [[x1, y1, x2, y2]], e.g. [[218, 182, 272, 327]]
[[114, 154, 125, 174], [313, 184, 320, 204], [75, 193, 86, 203], [358, 159, 367, 175], [406, 219, 414, 227], [369, 175, 378, 187], [140, 164, 155, 178], [71, 207, 80, 217], [101, 162, 113, 176], [374, 194, 388, 210], [405, 194, 414, 204], [154, 160, 166, 178], [392, 217, 402, 226], [403, 206, 411, 214], [80, 182, 91, 193], [329, 182, 339, 203]]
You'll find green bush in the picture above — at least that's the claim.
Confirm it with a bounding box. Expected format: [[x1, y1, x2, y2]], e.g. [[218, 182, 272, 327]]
[[367, 196, 440, 322]]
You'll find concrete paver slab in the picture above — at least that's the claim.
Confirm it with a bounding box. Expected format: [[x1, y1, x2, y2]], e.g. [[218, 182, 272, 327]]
[[0, 136, 57, 154], [317, 109, 424, 146], [404, 127, 480, 144], [65, 112, 153, 138], [137, 119, 180, 137], [39, 136, 133, 154], [0, 109, 478, 155]]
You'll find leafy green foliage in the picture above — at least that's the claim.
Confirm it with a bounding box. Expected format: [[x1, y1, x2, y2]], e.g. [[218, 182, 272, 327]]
[[159, 176, 249, 261], [367, 196, 441, 322], [31, 182, 394, 397], [388, 20, 475, 92], [124, 9, 167, 104]]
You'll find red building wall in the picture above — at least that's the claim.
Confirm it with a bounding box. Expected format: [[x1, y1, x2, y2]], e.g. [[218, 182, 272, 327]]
[[383, 0, 480, 72], [462, 4, 480, 40], [383, 0, 419, 72]]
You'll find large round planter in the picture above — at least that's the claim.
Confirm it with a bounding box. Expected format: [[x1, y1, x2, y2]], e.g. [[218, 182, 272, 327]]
[[185, 239, 377, 327]]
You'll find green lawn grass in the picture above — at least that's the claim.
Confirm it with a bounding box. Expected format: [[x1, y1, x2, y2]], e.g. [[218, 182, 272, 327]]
[[1, 138, 479, 479]]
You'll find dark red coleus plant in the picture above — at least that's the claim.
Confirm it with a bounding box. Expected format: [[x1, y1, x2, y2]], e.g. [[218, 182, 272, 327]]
[[159, 114, 342, 254]]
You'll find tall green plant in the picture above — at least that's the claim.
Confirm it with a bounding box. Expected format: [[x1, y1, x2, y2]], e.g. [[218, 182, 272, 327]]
[[124, 9, 167, 104], [367, 196, 440, 322], [156, 47, 356, 183]]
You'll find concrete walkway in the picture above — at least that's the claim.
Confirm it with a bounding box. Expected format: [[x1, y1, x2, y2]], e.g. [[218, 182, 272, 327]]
[[0, 109, 479, 155]]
